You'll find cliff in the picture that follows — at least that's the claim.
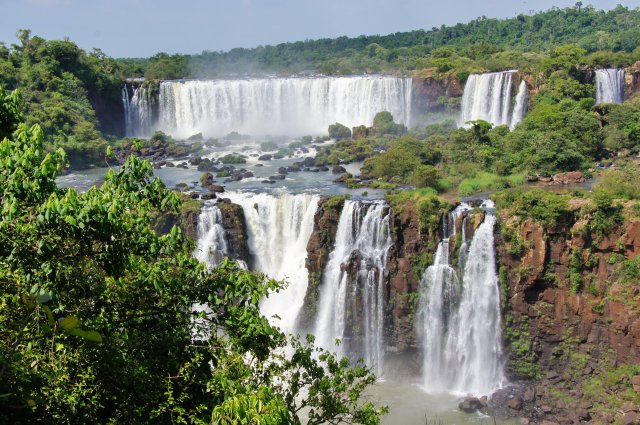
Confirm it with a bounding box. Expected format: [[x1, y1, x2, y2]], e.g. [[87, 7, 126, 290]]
[[497, 197, 640, 423]]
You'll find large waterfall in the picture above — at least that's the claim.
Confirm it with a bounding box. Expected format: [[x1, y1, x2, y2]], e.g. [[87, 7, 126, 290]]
[[595, 69, 625, 104], [223, 191, 319, 334], [314, 201, 393, 376], [460, 71, 528, 129], [123, 76, 412, 138], [417, 202, 505, 395]]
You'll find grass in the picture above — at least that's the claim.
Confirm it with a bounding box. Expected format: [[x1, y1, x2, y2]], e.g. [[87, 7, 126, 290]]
[[457, 172, 526, 196]]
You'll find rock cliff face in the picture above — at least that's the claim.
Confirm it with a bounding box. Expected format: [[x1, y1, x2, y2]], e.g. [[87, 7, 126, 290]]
[[216, 200, 251, 264], [497, 201, 640, 422], [298, 196, 346, 331], [411, 72, 463, 117]]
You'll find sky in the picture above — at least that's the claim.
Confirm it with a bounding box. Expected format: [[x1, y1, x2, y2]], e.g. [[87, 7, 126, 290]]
[[2, 0, 640, 58]]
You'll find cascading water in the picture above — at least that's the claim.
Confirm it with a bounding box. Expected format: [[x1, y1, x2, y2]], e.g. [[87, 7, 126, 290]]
[[418, 202, 505, 395], [123, 76, 412, 138], [194, 204, 231, 268], [223, 191, 319, 334], [314, 201, 392, 376], [460, 71, 528, 129], [122, 83, 154, 137], [595, 69, 625, 104]]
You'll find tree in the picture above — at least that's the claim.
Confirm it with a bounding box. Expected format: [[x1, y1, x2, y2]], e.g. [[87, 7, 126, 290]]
[[328, 122, 352, 139], [0, 91, 386, 424]]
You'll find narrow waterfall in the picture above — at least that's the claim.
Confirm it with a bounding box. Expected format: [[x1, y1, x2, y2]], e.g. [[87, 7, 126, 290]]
[[122, 83, 154, 137], [314, 201, 393, 376], [418, 203, 505, 395], [194, 205, 230, 268], [224, 191, 319, 334], [460, 71, 528, 129], [595, 69, 625, 104], [510, 80, 529, 129], [123, 76, 412, 138]]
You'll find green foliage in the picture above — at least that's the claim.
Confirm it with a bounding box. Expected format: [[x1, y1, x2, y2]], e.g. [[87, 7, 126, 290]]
[[594, 163, 640, 200], [504, 315, 542, 380], [328, 122, 352, 140], [219, 154, 247, 164], [493, 189, 572, 228], [372, 111, 407, 136], [0, 91, 386, 424], [386, 188, 450, 236]]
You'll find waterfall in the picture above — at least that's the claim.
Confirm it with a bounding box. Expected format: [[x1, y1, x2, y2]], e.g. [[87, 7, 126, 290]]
[[122, 83, 154, 137], [124, 76, 412, 138], [460, 71, 527, 129], [418, 203, 505, 395], [314, 201, 393, 376], [510, 80, 529, 129], [195, 205, 230, 268], [595, 69, 625, 104], [223, 191, 319, 334]]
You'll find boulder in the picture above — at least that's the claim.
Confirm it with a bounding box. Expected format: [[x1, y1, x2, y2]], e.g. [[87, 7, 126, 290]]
[[278, 167, 288, 175], [174, 183, 189, 192], [258, 154, 272, 161], [269, 175, 286, 181], [508, 396, 523, 410], [332, 165, 346, 174], [208, 184, 225, 193], [622, 412, 638, 425], [458, 397, 483, 413]]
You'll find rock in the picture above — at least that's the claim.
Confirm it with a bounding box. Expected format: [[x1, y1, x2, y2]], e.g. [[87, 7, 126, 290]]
[[278, 167, 288, 175], [174, 183, 189, 192], [165, 161, 175, 167], [632, 376, 640, 392], [303, 157, 315, 167], [269, 175, 285, 181], [254, 163, 264, 167], [200, 192, 216, 200], [261, 179, 275, 184], [332, 165, 347, 174], [523, 386, 536, 403], [479, 396, 488, 407], [335, 172, 353, 183], [189, 192, 199, 199], [622, 412, 638, 425], [622, 402, 638, 413], [258, 154, 272, 161], [508, 396, 523, 410], [519, 418, 530, 425], [208, 184, 225, 193], [189, 156, 201, 165], [552, 171, 586, 185], [458, 397, 483, 413], [318, 165, 329, 172], [575, 409, 591, 421], [540, 421, 560, 425]]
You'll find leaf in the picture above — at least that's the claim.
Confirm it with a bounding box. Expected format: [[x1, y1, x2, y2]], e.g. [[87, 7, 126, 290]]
[[59, 316, 80, 331], [36, 292, 52, 304], [69, 329, 103, 343]]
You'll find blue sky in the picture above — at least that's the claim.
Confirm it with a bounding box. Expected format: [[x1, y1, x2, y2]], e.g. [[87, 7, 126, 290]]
[[2, 0, 639, 58]]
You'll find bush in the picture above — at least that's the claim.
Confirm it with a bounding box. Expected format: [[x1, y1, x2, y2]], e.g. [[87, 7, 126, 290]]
[[328, 122, 351, 140]]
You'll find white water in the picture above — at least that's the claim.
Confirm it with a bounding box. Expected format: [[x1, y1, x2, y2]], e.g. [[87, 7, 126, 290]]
[[224, 191, 319, 334], [314, 201, 393, 376], [122, 84, 154, 137], [194, 205, 229, 267], [595, 68, 625, 104], [124, 76, 412, 138], [418, 205, 505, 395], [460, 71, 528, 129]]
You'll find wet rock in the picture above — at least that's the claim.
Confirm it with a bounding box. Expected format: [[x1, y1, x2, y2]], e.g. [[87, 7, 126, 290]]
[[458, 397, 483, 413], [278, 167, 288, 175], [261, 179, 275, 184], [189, 192, 199, 199], [332, 165, 346, 174], [174, 183, 189, 192], [318, 166, 329, 172], [254, 163, 264, 167], [508, 396, 523, 410], [523, 386, 536, 403], [200, 192, 216, 200], [552, 171, 586, 185], [258, 154, 272, 161], [189, 156, 201, 165], [208, 184, 225, 193], [269, 174, 285, 181], [335, 172, 353, 183], [165, 161, 175, 167], [303, 157, 315, 167]]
